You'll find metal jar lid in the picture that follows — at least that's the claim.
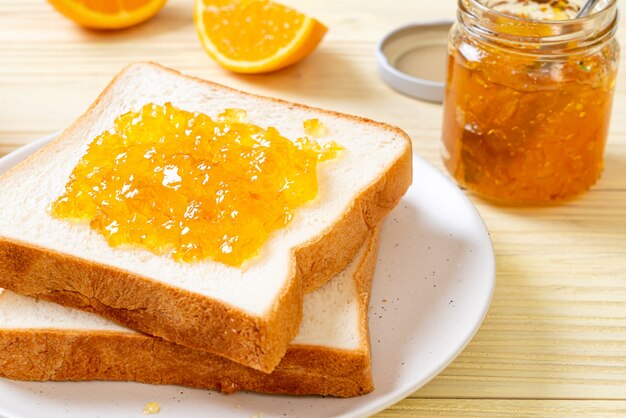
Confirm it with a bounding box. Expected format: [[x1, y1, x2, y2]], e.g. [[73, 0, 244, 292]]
[[376, 20, 453, 103]]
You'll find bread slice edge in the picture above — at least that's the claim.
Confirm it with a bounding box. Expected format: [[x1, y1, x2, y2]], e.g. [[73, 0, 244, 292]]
[[0, 228, 381, 397]]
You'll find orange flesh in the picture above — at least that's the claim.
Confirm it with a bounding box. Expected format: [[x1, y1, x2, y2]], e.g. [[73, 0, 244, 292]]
[[442, 28, 618, 204], [51, 103, 341, 266], [200, 0, 306, 61], [70, 0, 147, 13]]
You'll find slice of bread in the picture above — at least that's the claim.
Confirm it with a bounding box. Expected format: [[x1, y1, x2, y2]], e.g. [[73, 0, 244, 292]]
[[0, 229, 380, 397], [0, 62, 411, 372]]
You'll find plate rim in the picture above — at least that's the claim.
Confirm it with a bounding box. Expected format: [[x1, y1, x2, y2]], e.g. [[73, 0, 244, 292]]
[[343, 150, 495, 418]]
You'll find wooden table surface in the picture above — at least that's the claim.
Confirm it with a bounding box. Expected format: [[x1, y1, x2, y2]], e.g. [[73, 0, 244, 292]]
[[1, 0, 625, 416]]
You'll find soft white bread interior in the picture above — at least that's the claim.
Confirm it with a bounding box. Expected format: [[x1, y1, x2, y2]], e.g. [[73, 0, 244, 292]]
[[0, 62, 411, 372], [0, 228, 380, 397]]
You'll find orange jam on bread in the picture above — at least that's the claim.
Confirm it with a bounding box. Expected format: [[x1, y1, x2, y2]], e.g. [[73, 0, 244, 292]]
[[50, 103, 341, 266], [303, 118, 327, 137]]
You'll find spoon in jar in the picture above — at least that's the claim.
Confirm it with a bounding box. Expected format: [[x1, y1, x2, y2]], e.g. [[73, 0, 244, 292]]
[[576, 0, 602, 18]]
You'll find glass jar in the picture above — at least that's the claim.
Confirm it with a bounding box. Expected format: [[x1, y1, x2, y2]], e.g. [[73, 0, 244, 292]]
[[441, 0, 619, 204]]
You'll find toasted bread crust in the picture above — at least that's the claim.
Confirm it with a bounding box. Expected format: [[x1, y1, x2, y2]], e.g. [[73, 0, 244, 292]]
[[0, 237, 302, 373], [0, 330, 371, 397], [0, 62, 410, 373], [0, 230, 381, 397]]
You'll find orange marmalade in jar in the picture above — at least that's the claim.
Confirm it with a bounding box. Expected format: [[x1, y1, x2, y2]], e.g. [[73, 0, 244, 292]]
[[442, 0, 619, 204]]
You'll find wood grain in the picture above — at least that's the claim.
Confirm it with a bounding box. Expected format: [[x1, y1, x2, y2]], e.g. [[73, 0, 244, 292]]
[[376, 400, 626, 417], [1, 0, 625, 416]]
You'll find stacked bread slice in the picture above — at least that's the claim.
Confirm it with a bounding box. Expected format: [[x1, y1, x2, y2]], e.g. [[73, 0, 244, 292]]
[[0, 228, 380, 397], [0, 63, 411, 397]]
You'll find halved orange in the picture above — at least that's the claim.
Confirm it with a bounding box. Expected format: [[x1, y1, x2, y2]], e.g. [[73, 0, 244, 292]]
[[48, 0, 167, 30], [194, 0, 328, 73]]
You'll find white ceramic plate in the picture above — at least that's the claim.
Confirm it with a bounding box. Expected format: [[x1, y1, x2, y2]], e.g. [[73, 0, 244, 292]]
[[0, 135, 495, 418]]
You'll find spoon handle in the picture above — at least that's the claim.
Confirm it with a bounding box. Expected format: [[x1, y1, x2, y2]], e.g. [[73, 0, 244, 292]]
[[576, 0, 603, 18]]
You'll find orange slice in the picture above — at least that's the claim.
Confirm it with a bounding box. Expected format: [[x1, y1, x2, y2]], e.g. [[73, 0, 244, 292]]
[[48, 0, 167, 30], [194, 0, 327, 73]]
